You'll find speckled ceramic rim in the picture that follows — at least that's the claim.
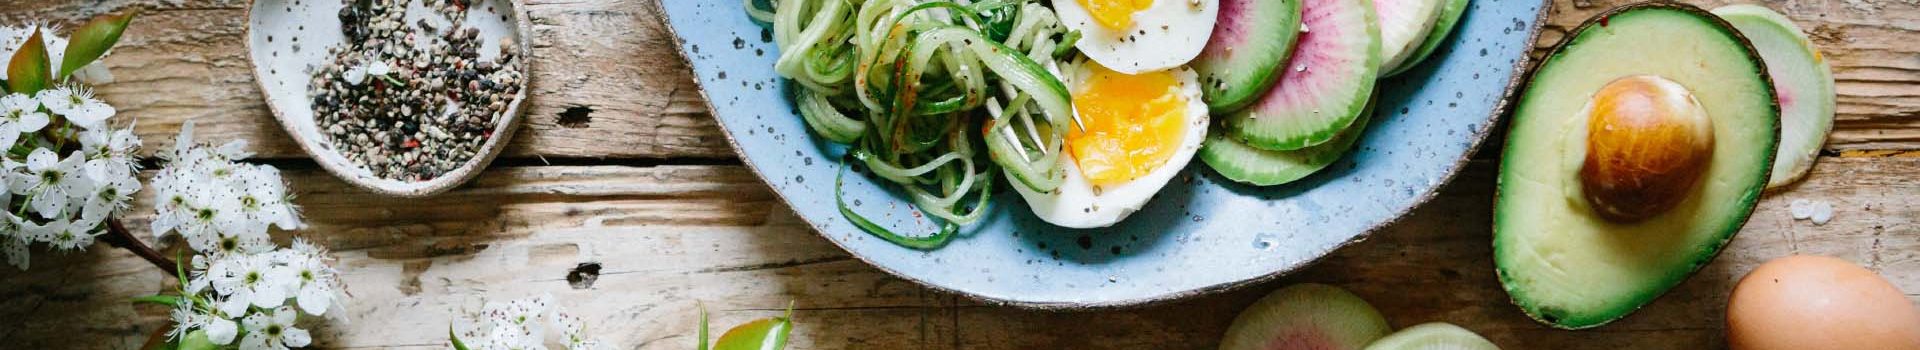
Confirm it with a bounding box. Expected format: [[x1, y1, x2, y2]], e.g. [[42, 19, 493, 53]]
[[243, 0, 532, 198], [655, 1, 1555, 311]]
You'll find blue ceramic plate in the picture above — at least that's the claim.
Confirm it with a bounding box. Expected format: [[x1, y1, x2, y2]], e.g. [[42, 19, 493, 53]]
[[659, 0, 1548, 308]]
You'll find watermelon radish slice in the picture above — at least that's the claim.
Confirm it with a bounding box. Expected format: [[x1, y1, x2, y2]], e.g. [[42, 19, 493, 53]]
[[1225, 0, 1380, 151], [1374, 0, 1446, 75], [1204, 103, 1371, 186], [1220, 284, 1392, 350], [1711, 5, 1835, 189], [1193, 0, 1304, 114], [1363, 322, 1501, 350], [1385, 0, 1468, 77]]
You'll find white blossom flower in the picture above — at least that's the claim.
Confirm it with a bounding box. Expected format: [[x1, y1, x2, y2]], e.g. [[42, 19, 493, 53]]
[[213, 294, 252, 320], [80, 165, 138, 223], [232, 165, 302, 231], [167, 299, 208, 341], [279, 241, 338, 316], [0, 214, 29, 270], [210, 253, 294, 309], [12, 149, 93, 218], [0, 27, 19, 80], [168, 119, 198, 160], [489, 294, 551, 334], [217, 137, 253, 160], [36, 85, 115, 129], [80, 127, 142, 180], [154, 122, 300, 252], [0, 93, 50, 147], [460, 294, 607, 350], [288, 237, 324, 257], [553, 308, 602, 350], [149, 120, 343, 349], [240, 306, 312, 350], [206, 314, 240, 345], [479, 324, 545, 350], [42, 217, 99, 251], [185, 254, 215, 294]]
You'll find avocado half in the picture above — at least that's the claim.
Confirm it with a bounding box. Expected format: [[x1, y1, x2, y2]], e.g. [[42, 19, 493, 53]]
[[1493, 2, 1779, 329]]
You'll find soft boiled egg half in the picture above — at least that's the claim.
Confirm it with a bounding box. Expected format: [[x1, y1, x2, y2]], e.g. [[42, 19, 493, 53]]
[[1013, 60, 1209, 228], [1054, 0, 1219, 74]]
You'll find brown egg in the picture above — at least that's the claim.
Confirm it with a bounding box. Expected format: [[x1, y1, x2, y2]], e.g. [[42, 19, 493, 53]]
[[1728, 255, 1920, 350]]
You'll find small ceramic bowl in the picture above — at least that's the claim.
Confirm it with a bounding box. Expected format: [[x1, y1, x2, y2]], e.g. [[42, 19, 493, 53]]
[[245, 0, 531, 197]]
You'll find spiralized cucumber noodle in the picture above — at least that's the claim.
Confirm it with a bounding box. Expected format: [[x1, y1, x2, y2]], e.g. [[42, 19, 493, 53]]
[[744, 0, 1080, 249]]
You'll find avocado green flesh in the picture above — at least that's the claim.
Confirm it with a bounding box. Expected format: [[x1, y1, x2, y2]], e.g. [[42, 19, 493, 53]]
[[1494, 6, 1778, 329], [1712, 5, 1836, 189]]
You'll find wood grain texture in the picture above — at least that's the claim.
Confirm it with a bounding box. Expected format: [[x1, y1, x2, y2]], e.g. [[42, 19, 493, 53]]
[[0, 0, 730, 160], [1, 157, 1915, 349], [1533, 0, 1920, 151], [0, 0, 1912, 163], [1, 0, 1917, 349]]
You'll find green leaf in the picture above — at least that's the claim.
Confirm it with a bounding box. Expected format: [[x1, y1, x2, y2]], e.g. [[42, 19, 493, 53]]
[[449, 324, 471, 350], [176, 330, 216, 350], [711, 307, 794, 350], [59, 11, 136, 80], [8, 28, 51, 95], [698, 303, 710, 350], [175, 250, 189, 292], [130, 295, 182, 307]]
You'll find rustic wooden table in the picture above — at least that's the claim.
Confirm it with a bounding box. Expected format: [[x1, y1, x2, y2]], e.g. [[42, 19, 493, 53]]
[[1, 0, 1914, 348]]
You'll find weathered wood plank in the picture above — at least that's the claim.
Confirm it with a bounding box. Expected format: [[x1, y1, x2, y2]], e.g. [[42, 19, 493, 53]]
[[0, 0, 1914, 164], [1, 157, 1914, 349], [1535, 0, 1920, 151], [0, 0, 731, 160], [1, 0, 1917, 349]]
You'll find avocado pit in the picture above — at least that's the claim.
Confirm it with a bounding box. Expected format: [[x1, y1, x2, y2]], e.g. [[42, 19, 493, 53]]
[[1575, 75, 1714, 222]]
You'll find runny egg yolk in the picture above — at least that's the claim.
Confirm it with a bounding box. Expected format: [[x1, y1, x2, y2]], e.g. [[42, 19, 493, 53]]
[[1076, 0, 1155, 30], [1068, 63, 1189, 186]]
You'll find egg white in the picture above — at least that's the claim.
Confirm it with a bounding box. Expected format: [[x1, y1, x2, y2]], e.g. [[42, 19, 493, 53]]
[[1052, 0, 1219, 74], [1013, 65, 1210, 228]]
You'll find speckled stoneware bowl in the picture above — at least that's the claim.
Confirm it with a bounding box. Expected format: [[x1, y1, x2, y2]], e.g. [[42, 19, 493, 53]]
[[660, 1, 1549, 309], [245, 0, 531, 197]]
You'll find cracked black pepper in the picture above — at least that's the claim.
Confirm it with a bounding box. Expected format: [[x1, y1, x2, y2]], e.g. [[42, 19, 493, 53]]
[[309, 0, 523, 181]]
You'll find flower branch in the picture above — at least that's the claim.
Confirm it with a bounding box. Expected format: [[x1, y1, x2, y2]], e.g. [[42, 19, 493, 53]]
[[101, 219, 177, 273], [0, 12, 157, 272]]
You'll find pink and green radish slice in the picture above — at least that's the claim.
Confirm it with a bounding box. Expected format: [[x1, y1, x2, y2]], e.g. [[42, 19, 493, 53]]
[[1374, 0, 1446, 74], [1204, 103, 1370, 186], [1363, 323, 1502, 350], [1225, 0, 1380, 151], [1385, 0, 1468, 77], [1193, 0, 1304, 114], [1220, 283, 1392, 350], [1711, 5, 1835, 189]]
